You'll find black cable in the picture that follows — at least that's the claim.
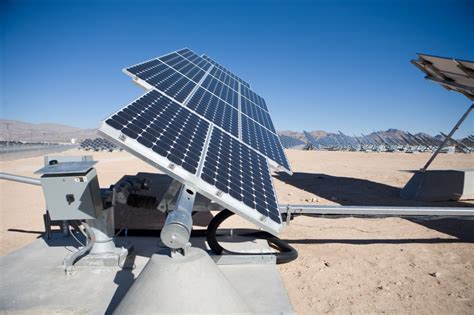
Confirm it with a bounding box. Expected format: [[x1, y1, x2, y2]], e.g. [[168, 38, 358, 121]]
[[206, 209, 298, 264], [113, 210, 298, 264]]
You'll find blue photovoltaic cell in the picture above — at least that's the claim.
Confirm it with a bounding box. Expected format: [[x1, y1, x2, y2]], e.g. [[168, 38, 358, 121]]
[[202, 55, 251, 88], [177, 48, 194, 59], [126, 60, 196, 103], [241, 96, 276, 133], [159, 53, 206, 83], [177, 49, 212, 71], [201, 76, 239, 107], [241, 115, 289, 170], [240, 85, 268, 111], [209, 67, 239, 91], [201, 128, 281, 224], [105, 90, 209, 174], [186, 87, 239, 137], [159, 53, 180, 64], [126, 58, 164, 76]]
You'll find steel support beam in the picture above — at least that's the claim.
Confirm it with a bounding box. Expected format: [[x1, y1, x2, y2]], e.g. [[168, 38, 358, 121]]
[[279, 204, 474, 219], [421, 103, 473, 171], [0, 172, 41, 186]]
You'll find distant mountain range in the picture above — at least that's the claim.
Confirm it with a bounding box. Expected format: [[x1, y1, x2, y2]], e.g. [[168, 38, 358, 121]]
[[0, 119, 97, 143]]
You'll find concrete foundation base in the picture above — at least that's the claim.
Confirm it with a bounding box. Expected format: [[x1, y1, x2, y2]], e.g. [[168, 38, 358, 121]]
[[401, 169, 474, 201], [0, 233, 293, 314], [114, 247, 250, 314]]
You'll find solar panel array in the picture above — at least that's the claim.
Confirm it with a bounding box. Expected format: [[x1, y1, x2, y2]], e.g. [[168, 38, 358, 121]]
[[124, 49, 289, 170], [279, 135, 305, 149], [100, 48, 290, 234], [412, 54, 474, 101], [79, 137, 119, 151]]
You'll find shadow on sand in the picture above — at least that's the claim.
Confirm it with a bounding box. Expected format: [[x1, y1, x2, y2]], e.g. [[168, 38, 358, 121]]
[[274, 172, 474, 241], [284, 237, 472, 245]]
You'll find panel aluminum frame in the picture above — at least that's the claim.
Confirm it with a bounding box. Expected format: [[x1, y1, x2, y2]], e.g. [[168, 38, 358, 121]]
[[100, 48, 291, 234]]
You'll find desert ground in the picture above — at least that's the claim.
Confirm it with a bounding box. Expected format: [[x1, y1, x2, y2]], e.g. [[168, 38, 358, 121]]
[[1, 149, 473, 314]]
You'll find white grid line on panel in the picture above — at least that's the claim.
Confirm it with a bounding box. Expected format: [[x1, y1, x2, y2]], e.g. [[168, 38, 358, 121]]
[[238, 82, 242, 140], [196, 125, 214, 178]]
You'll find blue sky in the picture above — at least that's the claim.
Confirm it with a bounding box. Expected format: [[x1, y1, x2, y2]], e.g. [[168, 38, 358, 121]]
[[1, 0, 473, 137]]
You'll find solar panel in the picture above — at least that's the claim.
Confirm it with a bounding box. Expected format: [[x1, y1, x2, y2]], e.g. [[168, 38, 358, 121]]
[[104, 90, 209, 174], [201, 128, 281, 224], [100, 48, 290, 234], [123, 48, 290, 172], [279, 135, 305, 149], [241, 96, 275, 132], [412, 54, 474, 100], [186, 87, 239, 137], [303, 131, 319, 148], [126, 59, 196, 103], [241, 115, 289, 170], [202, 55, 251, 88]]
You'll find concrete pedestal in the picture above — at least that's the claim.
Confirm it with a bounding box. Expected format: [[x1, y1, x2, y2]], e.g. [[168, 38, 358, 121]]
[[0, 234, 293, 314], [114, 247, 250, 314], [401, 169, 474, 201]]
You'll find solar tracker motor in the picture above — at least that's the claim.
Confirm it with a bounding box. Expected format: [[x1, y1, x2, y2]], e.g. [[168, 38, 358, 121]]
[[160, 185, 196, 251]]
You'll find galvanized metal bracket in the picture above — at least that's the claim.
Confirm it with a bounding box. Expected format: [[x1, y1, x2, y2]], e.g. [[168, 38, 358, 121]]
[[157, 179, 183, 213]]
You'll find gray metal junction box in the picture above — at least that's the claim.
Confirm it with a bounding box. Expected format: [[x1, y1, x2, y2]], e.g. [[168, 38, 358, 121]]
[[36, 161, 103, 220]]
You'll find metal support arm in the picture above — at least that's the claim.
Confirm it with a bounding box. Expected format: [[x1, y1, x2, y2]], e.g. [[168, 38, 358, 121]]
[[421, 103, 473, 171], [0, 172, 41, 186], [280, 204, 474, 221]]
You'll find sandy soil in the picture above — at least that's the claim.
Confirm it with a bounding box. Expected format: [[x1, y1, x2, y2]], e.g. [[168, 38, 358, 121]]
[[1, 149, 473, 314]]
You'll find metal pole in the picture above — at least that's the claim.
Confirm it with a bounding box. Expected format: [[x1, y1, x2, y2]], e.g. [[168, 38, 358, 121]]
[[279, 204, 474, 218], [0, 172, 42, 186], [441, 132, 471, 152], [421, 104, 473, 171]]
